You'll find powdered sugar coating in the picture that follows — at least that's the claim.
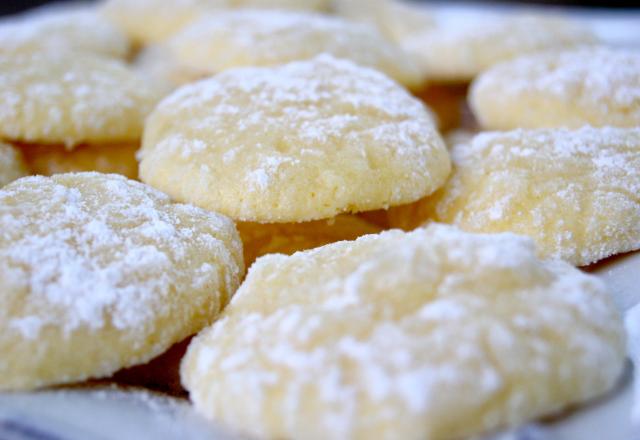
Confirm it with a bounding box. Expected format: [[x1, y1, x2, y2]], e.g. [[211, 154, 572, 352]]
[[182, 224, 624, 440], [0, 142, 28, 188], [166, 9, 421, 88], [401, 11, 596, 82], [140, 55, 449, 222], [389, 127, 640, 266], [0, 172, 244, 390], [0, 52, 164, 147], [0, 8, 130, 58], [471, 47, 640, 129], [102, 0, 330, 44]]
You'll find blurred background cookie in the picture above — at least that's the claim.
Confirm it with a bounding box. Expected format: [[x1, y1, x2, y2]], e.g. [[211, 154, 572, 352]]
[[101, 0, 331, 45], [470, 47, 640, 129], [402, 10, 596, 83], [333, 0, 434, 42], [0, 5, 130, 59], [162, 9, 421, 89]]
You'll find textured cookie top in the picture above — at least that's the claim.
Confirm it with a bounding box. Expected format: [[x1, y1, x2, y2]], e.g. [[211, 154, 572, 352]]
[[470, 47, 640, 129], [401, 12, 595, 82], [0, 142, 28, 188], [0, 8, 130, 58], [390, 127, 640, 266], [0, 52, 164, 147], [166, 9, 421, 88], [0, 172, 244, 389], [102, 0, 330, 44], [182, 224, 624, 440], [140, 55, 450, 223]]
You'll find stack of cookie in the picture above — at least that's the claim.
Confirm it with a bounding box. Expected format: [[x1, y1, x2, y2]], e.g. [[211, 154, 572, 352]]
[[0, 1, 636, 439]]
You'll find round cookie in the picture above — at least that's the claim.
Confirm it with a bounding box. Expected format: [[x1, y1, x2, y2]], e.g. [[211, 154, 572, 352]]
[[0, 7, 130, 59], [181, 224, 625, 440], [102, 0, 331, 45], [0, 52, 163, 147], [237, 214, 381, 267], [18, 142, 139, 180], [165, 9, 421, 89], [470, 47, 640, 129], [140, 55, 450, 223], [401, 11, 596, 82], [0, 142, 28, 188], [389, 127, 640, 266], [0, 172, 244, 390], [333, 0, 434, 42]]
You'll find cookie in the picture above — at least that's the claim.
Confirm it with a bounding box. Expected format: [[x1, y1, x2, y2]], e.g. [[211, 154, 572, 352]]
[[182, 224, 624, 440], [389, 127, 640, 266], [0, 142, 28, 188], [237, 214, 381, 266], [165, 9, 421, 88], [0, 172, 243, 390], [102, 0, 330, 44], [401, 11, 595, 82], [18, 142, 139, 180], [470, 47, 640, 129], [0, 7, 130, 58], [333, 0, 434, 42], [0, 52, 163, 147], [140, 55, 450, 223]]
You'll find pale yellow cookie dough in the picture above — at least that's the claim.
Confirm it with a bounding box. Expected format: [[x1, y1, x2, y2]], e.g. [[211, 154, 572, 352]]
[[389, 127, 640, 266], [165, 9, 421, 88], [470, 47, 640, 129], [401, 11, 596, 82], [0, 172, 244, 390], [182, 224, 625, 440], [0, 7, 130, 58], [237, 214, 381, 266], [0, 142, 28, 188], [140, 55, 450, 223], [0, 52, 163, 147], [102, 0, 331, 44]]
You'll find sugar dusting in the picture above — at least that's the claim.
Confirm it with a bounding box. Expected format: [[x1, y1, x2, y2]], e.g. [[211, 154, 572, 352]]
[[401, 10, 594, 79], [0, 173, 241, 339], [0, 52, 162, 146], [475, 47, 640, 125], [167, 8, 420, 85], [433, 126, 640, 265], [184, 225, 624, 438], [141, 54, 447, 221]]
